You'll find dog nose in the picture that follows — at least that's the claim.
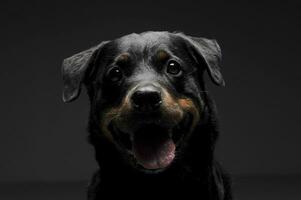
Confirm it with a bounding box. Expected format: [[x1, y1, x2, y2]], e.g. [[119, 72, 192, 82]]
[[131, 85, 162, 111]]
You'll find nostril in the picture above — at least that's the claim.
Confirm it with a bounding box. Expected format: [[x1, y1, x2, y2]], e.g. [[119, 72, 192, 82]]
[[149, 91, 162, 107], [131, 90, 162, 111], [131, 91, 144, 108]]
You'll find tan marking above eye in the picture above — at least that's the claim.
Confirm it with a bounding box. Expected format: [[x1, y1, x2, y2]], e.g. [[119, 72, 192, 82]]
[[116, 53, 130, 64], [157, 50, 170, 62]]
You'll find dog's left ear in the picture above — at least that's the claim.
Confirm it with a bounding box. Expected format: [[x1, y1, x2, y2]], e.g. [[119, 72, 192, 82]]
[[62, 41, 108, 103], [177, 33, 225, 86]]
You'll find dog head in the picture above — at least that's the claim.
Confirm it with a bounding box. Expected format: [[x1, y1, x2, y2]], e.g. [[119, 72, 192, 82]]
[[62, 31, 224, 173]]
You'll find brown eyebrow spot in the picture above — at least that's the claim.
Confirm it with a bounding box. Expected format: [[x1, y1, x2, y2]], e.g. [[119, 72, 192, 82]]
[[116, 53, 130, 64], [156, 50, 170, 62]]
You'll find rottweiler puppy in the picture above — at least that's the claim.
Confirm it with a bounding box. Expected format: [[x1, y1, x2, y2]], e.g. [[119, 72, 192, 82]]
[[62, 31, 232, 199]]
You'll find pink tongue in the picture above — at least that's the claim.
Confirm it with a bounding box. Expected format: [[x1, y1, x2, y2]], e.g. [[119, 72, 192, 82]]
[[133, 134, 175, 170]]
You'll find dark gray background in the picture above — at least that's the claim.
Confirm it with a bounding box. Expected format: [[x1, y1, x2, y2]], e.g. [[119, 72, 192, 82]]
[[1, 0, 300, 183]]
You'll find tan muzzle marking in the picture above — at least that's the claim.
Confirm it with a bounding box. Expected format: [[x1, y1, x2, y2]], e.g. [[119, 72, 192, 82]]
[[99, 85, 200, 141]]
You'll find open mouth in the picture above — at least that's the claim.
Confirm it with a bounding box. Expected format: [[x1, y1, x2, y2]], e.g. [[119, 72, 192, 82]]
[[109, 114, 192, 171]]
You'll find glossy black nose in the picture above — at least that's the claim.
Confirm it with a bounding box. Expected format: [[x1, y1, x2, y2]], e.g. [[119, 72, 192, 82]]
[[131, 85, 162, 111]]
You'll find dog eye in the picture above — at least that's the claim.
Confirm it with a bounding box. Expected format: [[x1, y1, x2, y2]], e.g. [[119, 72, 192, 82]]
[[166, 60, 182, 76], [107, 66, 123, 82]]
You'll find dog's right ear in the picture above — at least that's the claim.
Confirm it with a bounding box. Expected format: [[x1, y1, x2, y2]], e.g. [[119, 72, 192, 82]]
[[62, 41, 108, 103], [175, 33, 225, 87]]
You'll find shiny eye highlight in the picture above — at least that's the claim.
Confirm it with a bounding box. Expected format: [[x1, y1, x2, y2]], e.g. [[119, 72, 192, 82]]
[[166, 60, 182, 76], [106, 66, 123, 82]]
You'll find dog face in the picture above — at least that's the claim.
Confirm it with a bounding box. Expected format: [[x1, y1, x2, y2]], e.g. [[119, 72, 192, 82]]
[[62, 31, 224, 173]]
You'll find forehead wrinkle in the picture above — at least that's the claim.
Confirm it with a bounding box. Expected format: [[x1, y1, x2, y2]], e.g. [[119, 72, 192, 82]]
[[118, 34, 144, 52], [115, 32, 175, 74], [117, 32, 171, 57]]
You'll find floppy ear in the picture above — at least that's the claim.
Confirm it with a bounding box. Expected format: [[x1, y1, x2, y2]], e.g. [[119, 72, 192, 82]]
[[177, 33, 225, 86], [62, 41, 108, 103]]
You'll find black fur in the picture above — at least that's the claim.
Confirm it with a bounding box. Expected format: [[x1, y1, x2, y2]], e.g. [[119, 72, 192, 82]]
[[62, 31, 232, 199]]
